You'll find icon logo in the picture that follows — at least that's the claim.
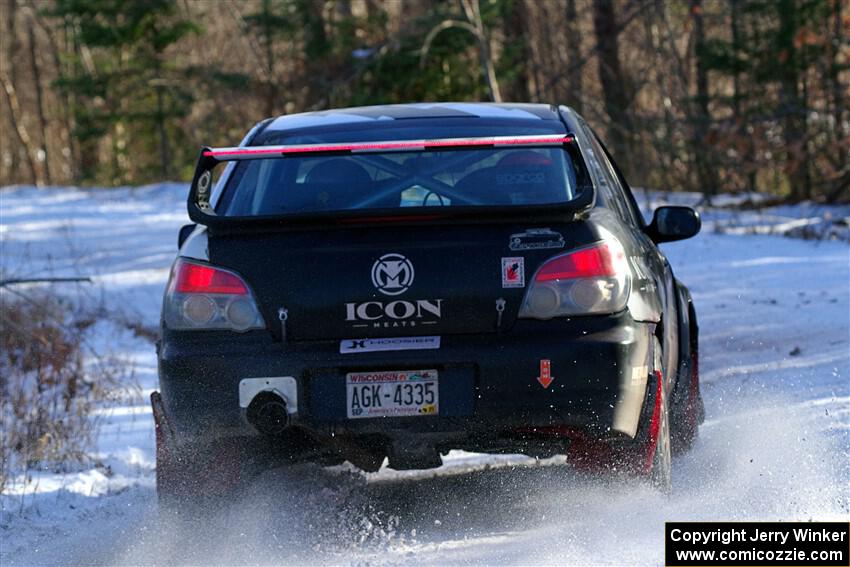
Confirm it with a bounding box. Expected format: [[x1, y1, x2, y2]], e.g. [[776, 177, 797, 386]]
[[371, 253, 414, 296]]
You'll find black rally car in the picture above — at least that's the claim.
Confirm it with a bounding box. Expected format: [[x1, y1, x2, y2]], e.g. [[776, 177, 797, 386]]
[[152, 103, 703, 502]]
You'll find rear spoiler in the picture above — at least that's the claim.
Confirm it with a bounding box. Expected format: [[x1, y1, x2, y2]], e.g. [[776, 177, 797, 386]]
[[188, 134, 594, 229]]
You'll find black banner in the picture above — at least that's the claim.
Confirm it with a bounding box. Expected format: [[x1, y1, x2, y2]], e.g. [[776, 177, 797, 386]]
[[666, 522, 849, 566]]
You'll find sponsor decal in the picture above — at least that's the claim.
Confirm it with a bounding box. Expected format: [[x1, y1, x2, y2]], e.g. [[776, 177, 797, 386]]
[[340, 336, 441, 354], [371, 253, 414, 296], [537, 359, 554, 389], [345, 298, 443, 329], [509, 228, 565, 251], [501, 257, 525, 288], [496, 172, 545, 185], [348, 254, 439, 329]]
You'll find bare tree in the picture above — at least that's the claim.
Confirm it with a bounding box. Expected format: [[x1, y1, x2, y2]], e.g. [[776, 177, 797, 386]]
[[420, 0, 502, 102]]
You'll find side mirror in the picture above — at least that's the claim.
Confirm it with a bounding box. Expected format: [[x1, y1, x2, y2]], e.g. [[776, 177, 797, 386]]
[[178, 223, 197, 248], [647, 206, 701, 243]]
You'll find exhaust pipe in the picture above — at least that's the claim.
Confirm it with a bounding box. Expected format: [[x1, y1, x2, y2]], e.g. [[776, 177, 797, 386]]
[[246, 391, 290, 436]]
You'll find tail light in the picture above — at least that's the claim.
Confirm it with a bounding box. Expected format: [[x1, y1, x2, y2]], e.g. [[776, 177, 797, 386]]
[[163, 258, 265, 331], [519, 240, 631, 319]]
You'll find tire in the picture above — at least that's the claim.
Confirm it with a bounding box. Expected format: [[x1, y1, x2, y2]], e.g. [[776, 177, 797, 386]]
[[670, 342, 703, 456]]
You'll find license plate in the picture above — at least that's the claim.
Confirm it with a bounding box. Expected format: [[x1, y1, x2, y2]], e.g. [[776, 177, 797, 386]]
[[346, 369, 438, 419]]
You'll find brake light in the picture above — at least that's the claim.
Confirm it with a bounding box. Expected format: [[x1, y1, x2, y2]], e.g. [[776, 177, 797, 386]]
[[163, 259, 265, 332], [519, 241, 631, 319], [535, 242, 624, 281], [174, 261, 249, 295]]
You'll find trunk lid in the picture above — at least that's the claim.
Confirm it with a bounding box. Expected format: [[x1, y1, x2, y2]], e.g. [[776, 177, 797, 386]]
[[207, 222, 594, 341]]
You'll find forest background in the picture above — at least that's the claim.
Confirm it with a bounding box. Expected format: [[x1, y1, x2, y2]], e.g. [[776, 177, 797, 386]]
[[1, 0, 847, 202]]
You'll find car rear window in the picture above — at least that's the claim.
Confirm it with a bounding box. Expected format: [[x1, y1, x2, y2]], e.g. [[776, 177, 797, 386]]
[[216, 147, 583, 216]]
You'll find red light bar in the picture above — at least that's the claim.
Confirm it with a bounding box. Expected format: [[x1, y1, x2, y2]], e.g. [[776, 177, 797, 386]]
[[203, 134, 574, 159]]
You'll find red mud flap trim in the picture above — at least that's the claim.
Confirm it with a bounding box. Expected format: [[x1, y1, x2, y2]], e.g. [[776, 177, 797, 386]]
[[641, 370, 664, 475], [511, 426, 618, 473]]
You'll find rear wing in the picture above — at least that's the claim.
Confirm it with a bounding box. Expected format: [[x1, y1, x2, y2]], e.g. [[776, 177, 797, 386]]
[[188, 134, 593, 228]]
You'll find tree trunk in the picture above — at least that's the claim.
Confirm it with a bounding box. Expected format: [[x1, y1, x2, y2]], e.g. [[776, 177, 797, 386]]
[[830, 0, 844, 122], [1, 74, 40, 185], [27, 17, 51, 185], [641, 1, 676, 193], [154, 57, 170, 180], [262, 0, 277, 117], [563, 0, 582, 113], [730, 0, 756, 193], [331, 0, 356, 106], [501, 0, 530, 102], [777, 0, 810, 201], [592, 0, 633, 175], [827, 0, 847, 197], [523, 1, 544, 102], [691, 0, 719, 196], [2, 0, 41, 185], [303, 0, 330, 110], [32, 5, 76, 184]]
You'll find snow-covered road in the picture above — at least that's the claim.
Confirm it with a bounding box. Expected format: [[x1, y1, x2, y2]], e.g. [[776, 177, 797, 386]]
[[1, 185, 848, 566]]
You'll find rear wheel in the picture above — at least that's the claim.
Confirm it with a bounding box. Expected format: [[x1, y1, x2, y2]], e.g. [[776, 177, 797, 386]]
[[671, 341, 703, 456]]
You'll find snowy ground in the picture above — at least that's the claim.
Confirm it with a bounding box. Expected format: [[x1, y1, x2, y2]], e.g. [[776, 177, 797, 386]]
[[1, 184, 848, 566]]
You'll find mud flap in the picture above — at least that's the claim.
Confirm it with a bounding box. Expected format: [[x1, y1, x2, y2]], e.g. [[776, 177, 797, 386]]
[[564, 339, 668, 483], [151, 391, 176, 498], [151, 391, 244, 505], [151, 392, 173, 446], [611, 326, 652, 438]]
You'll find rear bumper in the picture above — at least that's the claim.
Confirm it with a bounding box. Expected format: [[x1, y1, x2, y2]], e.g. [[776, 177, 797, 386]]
[[157, 311, 653, 445]]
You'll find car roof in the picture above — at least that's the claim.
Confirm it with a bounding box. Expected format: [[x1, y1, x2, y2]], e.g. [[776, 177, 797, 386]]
[[261, 103, 564, 134]]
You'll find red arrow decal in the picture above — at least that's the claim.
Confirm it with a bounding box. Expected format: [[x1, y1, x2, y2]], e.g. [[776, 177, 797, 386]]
[[537, 359, 554, 389]]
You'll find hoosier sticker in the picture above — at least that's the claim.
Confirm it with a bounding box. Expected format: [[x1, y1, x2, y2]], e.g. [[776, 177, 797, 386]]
[[340, 336, 440, 354], [501, 257, 525, 288]]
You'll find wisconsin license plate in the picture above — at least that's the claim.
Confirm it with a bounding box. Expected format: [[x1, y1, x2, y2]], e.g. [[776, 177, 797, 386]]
[[346, 369, 438, 419]]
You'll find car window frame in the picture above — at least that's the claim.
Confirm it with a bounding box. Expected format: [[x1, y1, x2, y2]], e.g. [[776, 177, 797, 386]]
[[589, 129, 644, 228], [572, 116, 635, 225]]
